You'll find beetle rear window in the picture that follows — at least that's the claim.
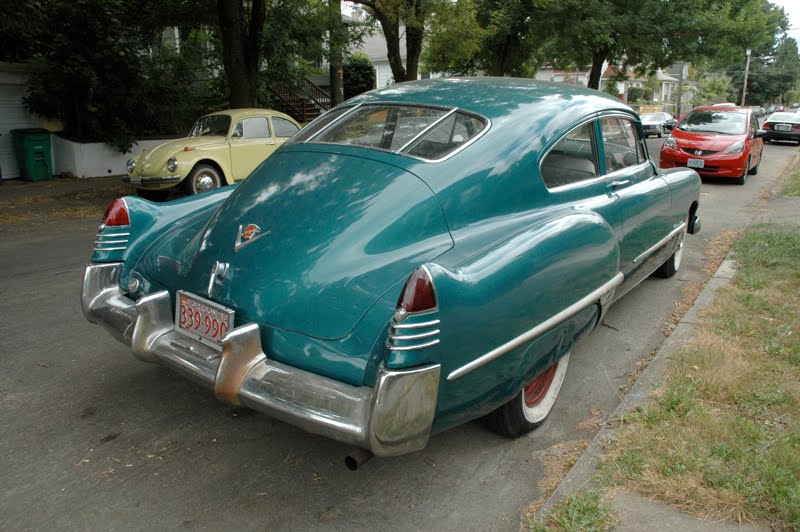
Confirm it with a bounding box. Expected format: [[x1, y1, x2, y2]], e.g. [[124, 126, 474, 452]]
[[294, 104, 487, 160]]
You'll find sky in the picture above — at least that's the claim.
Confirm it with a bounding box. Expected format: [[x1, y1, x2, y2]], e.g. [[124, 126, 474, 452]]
[[772, 0, 800, 45]]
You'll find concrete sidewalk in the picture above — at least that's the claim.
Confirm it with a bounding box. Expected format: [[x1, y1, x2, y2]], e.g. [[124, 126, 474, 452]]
[[537, 190, 800, 530]]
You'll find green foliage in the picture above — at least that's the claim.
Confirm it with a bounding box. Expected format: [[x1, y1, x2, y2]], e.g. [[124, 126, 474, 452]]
[[691, 75, 734, 105], [626, 87, 648, 102], [529, 490, 617, 531], [343, 52, 376, 99], [603, 82, 620, 96], [422, 0, 487, 75]]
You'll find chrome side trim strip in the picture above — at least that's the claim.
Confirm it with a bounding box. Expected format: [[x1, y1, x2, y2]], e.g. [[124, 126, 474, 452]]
[[633, 222, 687, 264], [392, 319, 441, 330], [447, 272, 625, 381], [97, 232, 130, 238], [389, 329, 440, 341], [388, 339, 441, 352]]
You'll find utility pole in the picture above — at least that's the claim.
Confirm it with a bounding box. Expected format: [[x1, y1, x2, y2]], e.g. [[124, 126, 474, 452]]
[[675, 63, 684, 118], [742, 49, 752, 106]]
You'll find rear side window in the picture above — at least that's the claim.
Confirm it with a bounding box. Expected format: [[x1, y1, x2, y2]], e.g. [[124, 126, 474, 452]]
[[292, 104, 488, 160], [406, 112, 486, 159], [600, 117, 641, 173], [540, 121, 599, 188], [273, 117, 300, 138]]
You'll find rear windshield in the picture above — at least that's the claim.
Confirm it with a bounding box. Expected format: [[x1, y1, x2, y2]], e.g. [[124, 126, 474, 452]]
[[291, 104, 487, 160], [190, 115, 231, 137], [677, 110, 747, 135]]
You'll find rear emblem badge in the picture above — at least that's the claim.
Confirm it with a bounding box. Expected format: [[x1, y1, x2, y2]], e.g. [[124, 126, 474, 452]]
[[235, 223, 270, 252]]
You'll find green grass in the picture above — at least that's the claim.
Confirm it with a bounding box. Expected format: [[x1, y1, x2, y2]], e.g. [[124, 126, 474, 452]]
[[599, 224, 800, 529], [528, 490, 617, 531], [782, 162, 800, 196]]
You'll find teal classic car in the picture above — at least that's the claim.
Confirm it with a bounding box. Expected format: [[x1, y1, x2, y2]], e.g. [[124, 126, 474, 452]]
[[83, 78, 700, 466]]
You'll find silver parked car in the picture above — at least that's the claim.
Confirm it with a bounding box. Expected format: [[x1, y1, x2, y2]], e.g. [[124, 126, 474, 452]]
[[640, 112, 678, 138]]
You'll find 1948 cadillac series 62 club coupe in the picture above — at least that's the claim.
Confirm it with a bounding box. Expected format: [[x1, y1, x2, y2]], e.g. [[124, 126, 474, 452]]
[[82, 78, 700, 465]]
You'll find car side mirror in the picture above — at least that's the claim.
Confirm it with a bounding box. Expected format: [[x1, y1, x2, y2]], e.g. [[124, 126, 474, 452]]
[[664, 123, 674, 131], [754, 129, 767, 139]]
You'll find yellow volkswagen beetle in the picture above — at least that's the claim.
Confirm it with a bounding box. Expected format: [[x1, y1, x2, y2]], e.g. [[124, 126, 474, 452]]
[[125, 109, 301, 199]]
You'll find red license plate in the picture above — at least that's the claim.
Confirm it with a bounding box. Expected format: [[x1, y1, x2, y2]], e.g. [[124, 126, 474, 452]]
[[175, 290, 234, 349]]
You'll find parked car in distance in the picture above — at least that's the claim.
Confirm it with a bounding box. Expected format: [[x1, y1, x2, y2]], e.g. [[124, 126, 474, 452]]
[[767, 105, 777, 114], [640, 112, 678, 137], [763, 112, 800, 144], [125, 109, 301, 199], [660, 105, 765, 185], [83, 78, 701, 463]]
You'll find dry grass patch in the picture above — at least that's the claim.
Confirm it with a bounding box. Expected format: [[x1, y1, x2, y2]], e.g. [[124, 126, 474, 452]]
[[0, 180, 129, 225], [600, 224, 800, 530], [521, 439, 591, 526]]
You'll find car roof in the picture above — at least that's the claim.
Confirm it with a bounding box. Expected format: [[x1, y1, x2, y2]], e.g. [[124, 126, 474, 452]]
[[691, 105, 747, 113], [205, 108, 295, 121], [345, 77, 634, 123]]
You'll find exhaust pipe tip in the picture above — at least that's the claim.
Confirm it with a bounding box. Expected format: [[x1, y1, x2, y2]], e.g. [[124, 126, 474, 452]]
[[345, 448, 374, 471]]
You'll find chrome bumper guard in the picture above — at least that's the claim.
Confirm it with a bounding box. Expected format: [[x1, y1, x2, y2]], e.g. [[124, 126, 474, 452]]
[[82, 263, 440, 457]]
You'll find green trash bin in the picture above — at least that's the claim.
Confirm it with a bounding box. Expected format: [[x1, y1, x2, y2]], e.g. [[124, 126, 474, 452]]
[[10, 128, 53, 182]]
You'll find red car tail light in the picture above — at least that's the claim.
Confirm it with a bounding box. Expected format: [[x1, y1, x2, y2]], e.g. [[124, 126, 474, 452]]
[[102, 198, 130, 227], [763, 123, 772, 130], [397, 267, 437, 313]]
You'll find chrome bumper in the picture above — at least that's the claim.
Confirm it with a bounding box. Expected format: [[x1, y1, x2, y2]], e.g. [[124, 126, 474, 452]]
[[122, 175, 182, 184], [82, 263, 440, 457]]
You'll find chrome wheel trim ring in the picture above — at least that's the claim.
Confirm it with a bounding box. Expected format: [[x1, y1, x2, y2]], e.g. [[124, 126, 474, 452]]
[[521, 353, 570, 424]]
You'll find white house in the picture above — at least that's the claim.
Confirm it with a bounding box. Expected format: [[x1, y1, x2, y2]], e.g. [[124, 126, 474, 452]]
[[0, 63, 45, 180]]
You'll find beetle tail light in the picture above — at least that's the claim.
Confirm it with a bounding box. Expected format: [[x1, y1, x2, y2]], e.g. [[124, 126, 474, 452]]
[[397, 267, 437, 313], [101, 198, 130, 227]]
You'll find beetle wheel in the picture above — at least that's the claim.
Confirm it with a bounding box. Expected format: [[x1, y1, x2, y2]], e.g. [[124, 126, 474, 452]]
[[486, 353, 570, 438], [185, 164, 222, 195]]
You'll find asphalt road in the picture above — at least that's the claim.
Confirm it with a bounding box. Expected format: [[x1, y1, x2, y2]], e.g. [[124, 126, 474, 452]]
[[1, 140, 797, 531]]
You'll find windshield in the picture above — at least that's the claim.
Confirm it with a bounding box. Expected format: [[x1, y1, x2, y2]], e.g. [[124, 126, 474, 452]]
[[293, 104, 487, 159], [641, 113, 667, 122], [189, 115, 231, 137], [677, 110, 747, 135]]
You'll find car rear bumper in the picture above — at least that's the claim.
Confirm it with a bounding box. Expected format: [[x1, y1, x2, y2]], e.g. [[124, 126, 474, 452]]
[[82, 262, 440, 457], [765, 131, 800, 142]]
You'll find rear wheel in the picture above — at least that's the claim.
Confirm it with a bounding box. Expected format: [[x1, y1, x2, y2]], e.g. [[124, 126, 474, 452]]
[[486, 353, 570, 438], [653, 224, 687, 278], [185, 164, 222, 195]]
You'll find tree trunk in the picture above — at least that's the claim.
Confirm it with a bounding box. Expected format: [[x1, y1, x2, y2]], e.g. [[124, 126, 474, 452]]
[[217, 0, 265, 108], [588, 46, 608, 90], [376, 13, 407, 82], [405, 23, 423, 81], [329, 0, 344, 104]]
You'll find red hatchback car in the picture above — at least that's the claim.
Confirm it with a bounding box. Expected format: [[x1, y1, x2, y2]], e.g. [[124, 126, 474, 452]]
[[659, 106, 765, 185]]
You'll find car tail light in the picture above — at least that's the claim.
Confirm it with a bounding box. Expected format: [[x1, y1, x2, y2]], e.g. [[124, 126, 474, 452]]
[[397, 267, 437, 313], [793, 125, 800, 131], [102, 198, 130, 227], [763, 123, 772, 129]]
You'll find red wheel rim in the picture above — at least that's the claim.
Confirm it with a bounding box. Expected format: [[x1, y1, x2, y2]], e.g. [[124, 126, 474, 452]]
[[524, 363, 558, 407]]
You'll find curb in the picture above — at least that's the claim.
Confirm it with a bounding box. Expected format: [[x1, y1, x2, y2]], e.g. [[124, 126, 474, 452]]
[[537, 257, 738, 516]]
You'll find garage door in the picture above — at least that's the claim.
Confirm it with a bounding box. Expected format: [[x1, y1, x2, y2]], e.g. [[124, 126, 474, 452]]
[[0, 82, 40, 179]]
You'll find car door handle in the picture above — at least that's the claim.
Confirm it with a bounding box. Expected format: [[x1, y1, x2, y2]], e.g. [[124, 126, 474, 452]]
[[610, 179, 631, 187]]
